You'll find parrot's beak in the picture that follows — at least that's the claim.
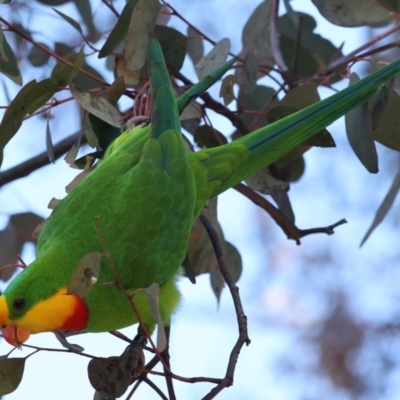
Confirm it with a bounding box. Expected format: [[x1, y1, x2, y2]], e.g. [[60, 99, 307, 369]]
[[0, 295, 30, 346]]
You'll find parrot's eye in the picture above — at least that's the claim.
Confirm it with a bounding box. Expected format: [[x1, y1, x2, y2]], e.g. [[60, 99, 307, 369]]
[[12, 299, 26, 311]]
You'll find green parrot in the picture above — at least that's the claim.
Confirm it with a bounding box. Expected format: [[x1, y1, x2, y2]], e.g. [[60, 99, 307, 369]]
[[0, 38, 400, 346]]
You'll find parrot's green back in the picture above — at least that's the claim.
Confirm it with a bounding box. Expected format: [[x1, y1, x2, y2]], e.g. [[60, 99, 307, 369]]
[[2, 39, 400, 336]]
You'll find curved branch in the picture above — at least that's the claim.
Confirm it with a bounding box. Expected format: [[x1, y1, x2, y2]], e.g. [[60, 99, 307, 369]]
[[0, 133, 87, 187]]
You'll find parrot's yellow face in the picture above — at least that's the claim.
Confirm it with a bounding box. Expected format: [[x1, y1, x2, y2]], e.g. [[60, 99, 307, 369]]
[[0, 287, 88, 346]]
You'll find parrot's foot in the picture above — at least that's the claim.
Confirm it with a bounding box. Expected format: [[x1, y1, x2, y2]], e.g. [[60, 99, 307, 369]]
[[127, 333, 147, 377], [88, 333, 147, 397], [124, 116, 150, 130]]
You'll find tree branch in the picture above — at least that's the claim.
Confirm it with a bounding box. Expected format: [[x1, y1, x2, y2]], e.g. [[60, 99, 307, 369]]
[[199, 214, 250, 400], [0, 133, 87, 188], [235, 183, 347, 244]]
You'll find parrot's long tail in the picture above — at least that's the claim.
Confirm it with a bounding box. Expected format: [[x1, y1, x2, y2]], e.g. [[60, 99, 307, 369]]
[[207, 58, 400, 196], [149, 38, 181, 139]]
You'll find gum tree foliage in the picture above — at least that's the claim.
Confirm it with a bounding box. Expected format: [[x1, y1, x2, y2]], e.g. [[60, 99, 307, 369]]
[[1, 0, 400, 399]]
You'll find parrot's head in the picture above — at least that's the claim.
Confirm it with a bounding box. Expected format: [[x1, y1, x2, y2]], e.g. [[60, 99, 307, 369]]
[[0, 264, 89, 346]]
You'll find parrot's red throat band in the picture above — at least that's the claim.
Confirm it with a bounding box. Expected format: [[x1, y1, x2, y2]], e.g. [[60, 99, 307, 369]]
[[61, 293, 88, 331]]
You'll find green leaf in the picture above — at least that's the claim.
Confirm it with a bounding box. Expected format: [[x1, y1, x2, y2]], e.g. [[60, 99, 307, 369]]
[[0, 79, 57, 164], [94, 391, 116, 400], [70, 84, 122, 128], [88, 356, 132, 398], [243, 53, 258, 93], [67, 252, 102, 297], [98, 0, 139, 58], [65, 166, 95, 193], [85, 129, 99, 148], [70, 152, 97, 169], [186, 25, 204, 66], [279, 12, 343, 79], [51, 48, 85, 87], [194, 125, 227, 148], [370, 79, 394, 129], [88, 114, 121, 151], [124, 0, 161, 71], [360, 170, 400, 246], [238, 85, 274, 130], [245, 168, 288, 195], [27, 44, 50, 67], [280, 82, 320, 107], [0, 28, 22, 85], [145, 283, 166, 351], [0, 358, 25, 396], [64, 129, 82, 164], [73, 0, 96, 36], [312, 0, 394, 27], [37, 0, 70, 4], [345, 73, 378, 173], [54, 42, 74, 57], [53, 8, 83, 34], [195, 38, 230, 80], [287, 154, 305, 182], [45, 114, 55, 163], [219, 74, 235, 106], [373, 90, 400, 151], [377, 0, 400, 11], [75, 61, 105, 91], [115, 57, 142, 85], [156, 25, 187, 72], [210, 241, 242, 301], [107, 76, 125, 105], [241, 0, 273, 65]]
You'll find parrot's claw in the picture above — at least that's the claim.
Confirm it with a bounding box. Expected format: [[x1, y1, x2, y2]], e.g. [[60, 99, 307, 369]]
[[121, 340, 146, 378], [124, 116, 150, 130]]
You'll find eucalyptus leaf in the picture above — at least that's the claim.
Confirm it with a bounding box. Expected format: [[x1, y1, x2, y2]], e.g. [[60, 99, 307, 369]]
[[312, 0, 393, 27], [53, 8, 83, 34], [70, 84, 122, 128], [345, 73, 378, 173], [219, 74, 235, 106], [67, 252, 102, 297], [360, 170, 400, 246], [145, 283, 166, 351], [187, 25, 204, 66], [99, 0, 139, 58], [0, 28, 22, 85], [0, 79, 57, 165], [0, 358, 25, 396], [124, 0, 161, 71], [195, 38, 230, 80]]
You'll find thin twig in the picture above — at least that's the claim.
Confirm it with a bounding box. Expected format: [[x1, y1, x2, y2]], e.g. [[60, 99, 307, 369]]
[[101, 0, 120, 18], [199, 214, 250, 400], [235, 183, 347, 244], [142, 377, 169, 400], [317, 23, 400, 77], [161, 326, 176, 400], [172, 69, 250, 134], [0, 17, 108, 86]]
